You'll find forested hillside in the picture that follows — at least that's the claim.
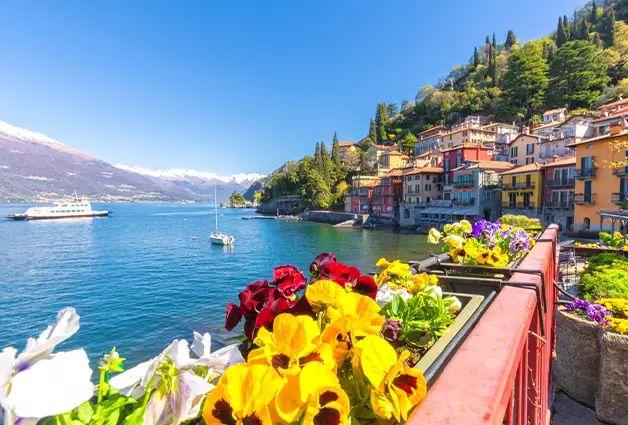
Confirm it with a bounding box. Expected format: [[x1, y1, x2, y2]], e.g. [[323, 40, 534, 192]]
[[260, 0, 628, 209]]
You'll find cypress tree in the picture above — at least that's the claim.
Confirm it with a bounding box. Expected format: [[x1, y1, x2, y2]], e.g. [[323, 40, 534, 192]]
[[485, 36, 491, 65], [505, 30, 518, 50], [332, 132, 341, 166], [579, 16, 591, 41], [491, 33, 498, 86], [557, 17, 568, 47], [368, 118, 377, 145], [563, 15, 571, 39], [591, 0, 599, 26], [314, 142, 321, 163], [603, 7, 617, 47], [473, 47, 480, 67], [375, 103, 388, 142], [592, 32, 604, 49]]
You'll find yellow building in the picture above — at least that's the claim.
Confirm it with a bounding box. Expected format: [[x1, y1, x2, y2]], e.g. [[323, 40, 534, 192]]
[[499, 163, 544, 218], [570, 128, 628, 231], [439, 127, 497, 150], [376, 150, 408, 176]]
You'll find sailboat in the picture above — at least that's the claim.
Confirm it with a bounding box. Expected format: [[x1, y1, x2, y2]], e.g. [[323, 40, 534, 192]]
[[210, 186, 235, 246]]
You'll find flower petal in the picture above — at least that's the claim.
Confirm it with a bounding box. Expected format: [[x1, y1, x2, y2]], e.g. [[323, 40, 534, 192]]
[[171, 371, 214, 425], [7, 349, 93, 418], [108, 358, 153, 398], [225, 303, 243, 331], [191, 332, 212, 359]]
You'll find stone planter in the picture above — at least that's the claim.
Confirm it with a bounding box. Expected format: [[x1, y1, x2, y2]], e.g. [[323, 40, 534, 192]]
[[553, 308, 601, 407], [596, 331, 628, 425]]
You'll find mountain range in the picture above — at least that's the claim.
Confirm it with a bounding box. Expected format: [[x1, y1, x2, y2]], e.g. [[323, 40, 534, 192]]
[[0, 121, 263, 202]]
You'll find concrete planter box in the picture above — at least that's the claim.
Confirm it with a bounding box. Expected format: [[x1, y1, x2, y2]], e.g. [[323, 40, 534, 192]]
[[553, 308, 601, 407], [596, 331, 628, 425]]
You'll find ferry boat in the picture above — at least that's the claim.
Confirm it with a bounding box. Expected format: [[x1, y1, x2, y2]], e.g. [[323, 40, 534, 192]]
[[5, 197, 109, 220]]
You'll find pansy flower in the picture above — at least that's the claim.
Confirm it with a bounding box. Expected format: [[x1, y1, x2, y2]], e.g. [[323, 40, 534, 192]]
[[310, 253, 337, 279]]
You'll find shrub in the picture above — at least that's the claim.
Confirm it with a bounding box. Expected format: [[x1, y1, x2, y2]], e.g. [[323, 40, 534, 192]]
[[499, 214, 543, 230], [579, 254, 628, 301]]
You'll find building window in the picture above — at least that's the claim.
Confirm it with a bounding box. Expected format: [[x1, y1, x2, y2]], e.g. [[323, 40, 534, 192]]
[[510, 146, 518, 158], [425, 184, 432, 191], [526, 143, 535, 155], [526, 157, 533, 165], [455, 157, 461, 167], [485, 191, 492, 200]]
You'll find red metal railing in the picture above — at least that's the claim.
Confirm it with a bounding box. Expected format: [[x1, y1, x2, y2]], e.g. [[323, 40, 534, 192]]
[[408, 225, 558, 425]]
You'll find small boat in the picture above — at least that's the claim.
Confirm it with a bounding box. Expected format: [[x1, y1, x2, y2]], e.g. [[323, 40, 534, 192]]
[[210, 186, 234, 246], [5, 195, 108, 220]]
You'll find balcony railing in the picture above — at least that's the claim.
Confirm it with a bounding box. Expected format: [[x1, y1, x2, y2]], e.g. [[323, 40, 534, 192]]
[[544, 200, 573, 209], [612, 193, 628, 204], [612, 167, 628, 176], [501, 182, 535, 190], [575, 168, 596, 179], [545, 178, 575, 187], [573, 193, 596, 204], [453, 179, 475, 188], [502, 201, 535, 209], [482, 179, 499, 189]]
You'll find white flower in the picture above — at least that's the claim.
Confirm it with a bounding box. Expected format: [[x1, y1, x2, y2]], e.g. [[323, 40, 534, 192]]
[[425, 285, 443, 299], [6, 350, 94, 418], [109, 333, 244, 425], [446, 296, 462, 315], [376, 284, 412, 307], [0, 308, 92, 425]]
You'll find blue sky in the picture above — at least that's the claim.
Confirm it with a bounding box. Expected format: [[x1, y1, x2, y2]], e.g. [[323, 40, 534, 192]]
[[0, 0, 584, 175]]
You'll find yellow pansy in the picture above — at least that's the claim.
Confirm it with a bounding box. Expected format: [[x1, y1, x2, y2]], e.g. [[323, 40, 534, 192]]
[[486, 247, 508, 267], [376, 258, 391, 268], [443, 235, 463, 249], [275, 362, 350, 425], [450, 242, 474, 263], [326, 292, 385, 338], [427, 228, 441, 244], [355, 335, 427, 421], [406, 272, 438, 295], [203, 363, 281, 425], [305, 280, 345, 312], [459, 220, 472, 234], [248, 313, 335, 376]]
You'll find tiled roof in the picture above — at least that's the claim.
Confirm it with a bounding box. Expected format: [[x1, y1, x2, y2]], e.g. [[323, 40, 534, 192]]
[[338, 141, 357, 147], [384, 168, 404, 177], [440, 143, 493, 153], [541, 157, 576, 168], [403, 167, 444, 176], [481, 122, 518, 130], [476, 160, 515, 170], [383, 150, 404, 156], [543, 108, 566, 116], [593, 111, 628, 123], [507, 134, 548, 145], [499, 163, 543, 176], [419, 125, 445, 136], [531, 121, 562, 131], [599, 98, 628, 110], [416, 149, 442, 158]]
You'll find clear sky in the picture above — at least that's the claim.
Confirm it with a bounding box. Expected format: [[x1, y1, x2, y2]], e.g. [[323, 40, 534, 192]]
[[0, 0, 585, 175]]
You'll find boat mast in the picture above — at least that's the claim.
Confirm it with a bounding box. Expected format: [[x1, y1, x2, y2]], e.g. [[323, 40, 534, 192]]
[[214, 185, 218, 232]]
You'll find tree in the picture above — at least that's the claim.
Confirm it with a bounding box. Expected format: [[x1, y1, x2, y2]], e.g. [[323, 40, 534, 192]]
[[505, 30, 518, 50], [375, 103, 388, 142], [386, 103, 399, 117], [548, 40, 610, 109], [399, 132, 418, 156], [331, 132, 343, 180], [616, 0, 628, 22], [485, 36, 491, 65], [473, 47, 480, 67], [578, 16, 591, 41], [557, 17, 568, 47], [229, 192, 246, 205], [564, 15, 571, 40], [501, 42, 549, 118], [602, 7, 617, 47], [368, 118, 377, 146], [401, 100, 412, 111], [591, 0, 599, 26], [314, 142, 321, 163], [592, 32, 604, 49]]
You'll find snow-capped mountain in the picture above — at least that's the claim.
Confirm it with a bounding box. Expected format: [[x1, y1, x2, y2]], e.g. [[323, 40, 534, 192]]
[[114, 164, 264, 185], [0, 120, 263, 202]]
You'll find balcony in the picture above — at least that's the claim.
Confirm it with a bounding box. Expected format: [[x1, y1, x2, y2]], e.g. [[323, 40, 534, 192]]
[[575, 168, 596, 179], [482, 179, 499, 189], [612, 166, 628, 176], [573, 193, 596, 204], [453, 179, 475, 189], [545, 178, 575, 187], [544, 200, 573, 209], [501, 182, 535, 190], [502, 201, 535, 209], [612, 192, 628, 204]]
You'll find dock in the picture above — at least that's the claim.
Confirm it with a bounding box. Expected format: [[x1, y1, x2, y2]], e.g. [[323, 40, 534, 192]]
[[242, 216, 300, 220]]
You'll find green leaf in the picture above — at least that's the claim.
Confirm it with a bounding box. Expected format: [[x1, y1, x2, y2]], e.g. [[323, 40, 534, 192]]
[[104, 408, 121, 425], [120, 406, 146, 425], [77, 402, 94, 423]]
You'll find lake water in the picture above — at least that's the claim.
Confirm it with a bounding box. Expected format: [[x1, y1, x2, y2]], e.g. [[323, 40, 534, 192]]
[[0, 203, 435, 366]]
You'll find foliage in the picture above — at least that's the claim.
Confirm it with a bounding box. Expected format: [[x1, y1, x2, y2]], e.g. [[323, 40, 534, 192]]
[[374, 258, 439, 296], [229, 192, 246, 205], [557, 16, 568, 47], [505, 29, 518, 50], [399, 131, 417, 155], [428, 219, 535, 267], [579, 253, 628, 300], [380, 288, 460, 349], [499, 214, 544, 230], [548, 40, 610, 108], [597, 297, 628, 334]]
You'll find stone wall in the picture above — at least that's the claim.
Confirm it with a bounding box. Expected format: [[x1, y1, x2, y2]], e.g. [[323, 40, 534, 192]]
[[304, 211, 358, 224]]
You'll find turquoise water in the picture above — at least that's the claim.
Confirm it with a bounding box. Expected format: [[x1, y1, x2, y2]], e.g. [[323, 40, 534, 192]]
[[0, 204, 434, 365]]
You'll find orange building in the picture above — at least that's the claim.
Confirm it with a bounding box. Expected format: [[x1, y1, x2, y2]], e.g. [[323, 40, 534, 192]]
[[570, 127, 628, 231]]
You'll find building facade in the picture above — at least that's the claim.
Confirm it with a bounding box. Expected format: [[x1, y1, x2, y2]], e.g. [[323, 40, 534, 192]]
[[542, 108, 566, 124], [542, 157, 576, 230], [338, 142, 358, 158], [440, 127, 497, 150], [508, 134, 545, 166], [442, 144, 495, 200], [376, 150, 407, 176], [414, 126, 446, 156], [500, 163, 544, 219], [350, 175, 380, 213]]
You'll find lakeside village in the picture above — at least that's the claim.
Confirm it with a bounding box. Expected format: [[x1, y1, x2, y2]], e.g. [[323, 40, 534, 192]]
[[260, 101, 628, 235]]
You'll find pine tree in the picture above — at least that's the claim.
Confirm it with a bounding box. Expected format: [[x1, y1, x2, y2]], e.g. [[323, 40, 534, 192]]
[[557, 17, 568, 47], [505, 30, 518, 50], [375, 103, 388, 143], [591, 0, 599, 26], [602, 7, 617, 47], [473, 47, 480, 67], [579, 16, 591, 41]]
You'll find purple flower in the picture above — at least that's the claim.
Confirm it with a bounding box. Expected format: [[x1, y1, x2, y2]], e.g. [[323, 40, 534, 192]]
[[382, 319, 403, 342], [509, 228, 531, 254], [566, 298, 612, 325]]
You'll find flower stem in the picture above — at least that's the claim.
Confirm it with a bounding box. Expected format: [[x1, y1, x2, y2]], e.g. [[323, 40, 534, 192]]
[[97, 367, 106, 403], [56, 414, 69, 425]]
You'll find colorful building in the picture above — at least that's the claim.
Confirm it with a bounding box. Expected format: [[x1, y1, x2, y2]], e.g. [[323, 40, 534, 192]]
[[508, 134, 545, 166], [499, 163, 544, 219], [350, 175, 380, 213], [442, 144, 495, 199], [338, 142, 358, 158], [376, 150, 408, 176], [542, 108, 566, 124], [542, 157, 575, 230], [366, 144, 400, 168], [440, 127, 497, 150], [414, 126, 447, 156], [569, 128, 628, 231], [538, 115, 594, 161], [373, 169, 403, 216]]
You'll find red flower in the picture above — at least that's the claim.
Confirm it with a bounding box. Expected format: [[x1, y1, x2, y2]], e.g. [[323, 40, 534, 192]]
[[310, 253, 337, 278], [238, 280, 272, 316], [225, 302, 243, 331], [351, 276, 378, 299], [271, 265, 307, 298], [255, 298, 295, 333], [319, 262, 360, 287]]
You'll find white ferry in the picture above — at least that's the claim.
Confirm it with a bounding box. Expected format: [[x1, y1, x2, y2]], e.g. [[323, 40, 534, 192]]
[[5, 197, 109, 220]]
